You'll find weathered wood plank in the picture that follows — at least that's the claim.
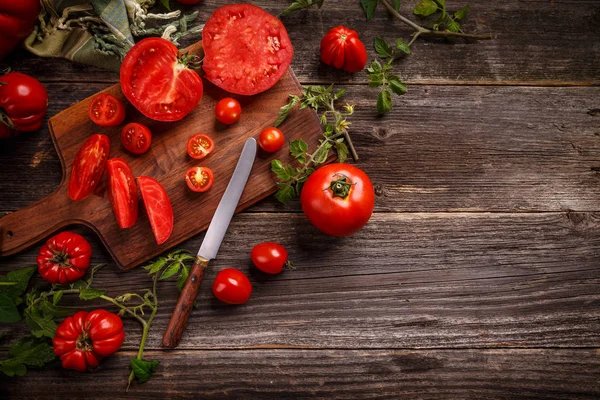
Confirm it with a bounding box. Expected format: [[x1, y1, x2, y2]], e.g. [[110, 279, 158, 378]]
[[1, 212, 599, 349], [1, 349, 599, 399]]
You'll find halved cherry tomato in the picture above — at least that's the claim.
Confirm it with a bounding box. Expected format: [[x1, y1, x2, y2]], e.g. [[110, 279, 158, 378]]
[[88, 93, 126, 127], [121, 122, 152, 155], [186, 134, 214, 160], [258, 127, 284, 153], [251, 242, 290, 274], [185, 166, 214, 193], [106, 158, 138, 229], [215, 98, 241, 125], [212, 268, 252, 305], [138, 176, 174, 245], [68, 134, 110, 201]]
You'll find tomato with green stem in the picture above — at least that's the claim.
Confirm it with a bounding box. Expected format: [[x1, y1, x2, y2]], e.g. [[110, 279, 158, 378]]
[[36, 232, 92, 284]]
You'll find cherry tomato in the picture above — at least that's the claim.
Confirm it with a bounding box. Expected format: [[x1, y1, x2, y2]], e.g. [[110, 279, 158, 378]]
[[300, 164, 375, 237], [138, 176, 174, 245], [186, 134, 214, 160], [120, 37, 203, 122], [320, 26, 368, 73], [251, 242, 289, 274], [185, 166, 214, 193], [0, 72, 48, 139], [202, 4, 294, 95], [36, 232, 92, 284], [215, 98, 241, 125], [53, 310, 124, 372], [68, 134, 110, 201], [106, 158, 138, 229], [88, 93, 126, 127], [121, 122, 152, 155], [212, 268, 252, 305], [258, 127, 285, 153], [0, 0, 40, 61]]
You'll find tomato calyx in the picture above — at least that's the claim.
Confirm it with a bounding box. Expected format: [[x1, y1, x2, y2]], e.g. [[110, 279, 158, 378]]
[[177, 52, 202, 69], [0, 109, 14, 130], [328, 174, 354, 198], [75, 332, 93, 352], [50, 250, 72, 268]]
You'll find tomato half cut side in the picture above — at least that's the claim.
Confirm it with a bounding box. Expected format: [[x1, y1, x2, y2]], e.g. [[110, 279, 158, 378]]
[[68, 134, 110, 201], [106, 158, 138, 229], [88, 93, 126, 127], [186, 134, 214, 160], [121, 122, 152, 155], [185, 166, 214, 193], [138, 176, 174, 245], [202, 4, 294, 95]]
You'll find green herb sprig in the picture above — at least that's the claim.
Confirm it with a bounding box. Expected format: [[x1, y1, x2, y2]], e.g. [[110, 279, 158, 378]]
[[368, 37, 409, 114], [280, 0, 324, 16]]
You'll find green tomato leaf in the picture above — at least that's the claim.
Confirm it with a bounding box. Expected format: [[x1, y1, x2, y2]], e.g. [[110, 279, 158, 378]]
[[0, 360, 27, 377], [447, 20, 461, 32], [130, 358, 159, 384], [274, 183, 296, 204], [52, 291, 63, 306], [0, 337, 55, 377], [289, 139, 309, 159], [274, 95, 301, 127], [159, 0, 170, 11], [395, 38, 411, 55], [361, 0, 378, 20], [454, 4, 469, 19], [377, 89, 393, 114], [0, 266, 36, 298], [374, 37, 393, 59], [335, 141, 349, 163], [414, 0, 438, 16], [313, 144, 331, 165], [394, 0, 401, 11], [388, 75, 408, 96], [334, 88, 346, 100], [145, 257, 167, 275], [79, 288, 105, 301], [271, 160, 292, 181], [159, 262, 181, 280], [0, 293, 20, 323]]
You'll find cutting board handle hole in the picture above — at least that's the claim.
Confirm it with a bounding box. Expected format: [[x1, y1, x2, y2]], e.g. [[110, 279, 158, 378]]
[[6, 230, 13, 238]]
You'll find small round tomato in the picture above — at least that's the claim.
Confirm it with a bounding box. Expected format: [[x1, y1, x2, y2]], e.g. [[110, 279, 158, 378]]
[[36, 232, 92, 284], [88, 93, 126, 127], [258, 127, 285, 153], [121, 122, 152, 155], [251, 242, 290, 274], [185, 166, 213, 193], [320, 26, 368, 73], [215, 98, 241, 125], [212, 268, 252, 304], [186, 134, 214, 160]]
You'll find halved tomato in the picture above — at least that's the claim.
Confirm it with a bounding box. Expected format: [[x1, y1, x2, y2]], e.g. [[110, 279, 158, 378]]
[[185, 166, 214, 193], [138, 176, 173, 245], [68, 134, 110, 201], [202, 4, 294, 95], [186, 134, 214, 160], [88, 94, 126, 127], [106, 158, 138, 229], [121, 122, 152, 155]]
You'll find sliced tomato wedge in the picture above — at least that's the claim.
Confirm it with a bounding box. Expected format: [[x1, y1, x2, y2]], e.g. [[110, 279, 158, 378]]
[[185, 166, 214, 193], [106, 158, 138, 229], [88, 93, 126, 127], [186, 134, 214, 160], [121, 122, 152, 155], [138, 176, 173, 245], [68, 134, 110, 201]]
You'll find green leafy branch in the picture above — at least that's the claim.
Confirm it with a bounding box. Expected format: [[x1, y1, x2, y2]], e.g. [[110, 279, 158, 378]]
[[280, 0, 324, 16], [271, 85, 356, 204], [368, 37, 409, 114]]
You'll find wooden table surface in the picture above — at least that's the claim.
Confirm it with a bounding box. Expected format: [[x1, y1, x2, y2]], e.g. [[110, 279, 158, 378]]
[[1, 1, 600, 398]]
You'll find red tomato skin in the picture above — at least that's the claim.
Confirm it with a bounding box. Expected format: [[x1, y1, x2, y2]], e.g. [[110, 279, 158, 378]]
[[212, 268, 252, 304], [107, 158, 138, 229], [258, 127, 285, 153], [68, 134, 111, 201], [186, 134, 214, 160], [0, 0, 40, 61], [138, 176, 174, 245], [121, 122, 152, 155], [251, 242, 288, 274], [320, 26, 368, 73], [300, 164, 375, 237], [88, 93, 126, 127], [215, 98, 241, 125], [0, 72, 48, 138], [185, 166, 214, 193], [36, 232, 92, 284], [120, 38, 203, 122], [53, 310, 125, 372]]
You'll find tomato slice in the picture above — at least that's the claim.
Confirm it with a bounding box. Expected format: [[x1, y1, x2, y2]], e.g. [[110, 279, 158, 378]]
[[186, 134, 214, 160], [138, 176, 174, 245], [88, 93, 126, 127], [106, 158, 138, 229], [68, 134, 110, 201], [202, 4, 294, 95], [185, 166, 214, 193], [121, 122, 152, 155]]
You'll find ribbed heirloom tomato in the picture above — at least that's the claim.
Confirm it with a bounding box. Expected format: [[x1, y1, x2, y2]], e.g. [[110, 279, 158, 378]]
[[36, 232, 92, 284], [0, 72, 48, 138], [320, 26, 368, 73]]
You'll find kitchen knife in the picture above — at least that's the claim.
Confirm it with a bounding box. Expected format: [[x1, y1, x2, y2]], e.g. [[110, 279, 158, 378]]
[[162, 137, 257, 348]]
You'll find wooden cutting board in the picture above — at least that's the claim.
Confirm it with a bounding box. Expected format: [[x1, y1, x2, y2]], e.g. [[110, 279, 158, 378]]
[[0, 41, 323, 270]]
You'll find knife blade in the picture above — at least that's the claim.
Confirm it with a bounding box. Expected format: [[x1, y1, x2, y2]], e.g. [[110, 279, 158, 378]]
[[162, 138, 257, 348]]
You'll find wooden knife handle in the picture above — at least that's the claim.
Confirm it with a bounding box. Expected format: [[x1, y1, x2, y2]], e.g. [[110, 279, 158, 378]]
[[162, 255, 209, 348]]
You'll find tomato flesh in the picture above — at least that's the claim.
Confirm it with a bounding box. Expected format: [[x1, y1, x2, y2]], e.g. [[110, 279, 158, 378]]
[[258, 127, 285, 153], [121, 122, 152, 154], [88, 93, 126, 127], [107, 158, 138, 229], [202, 4, 294, 95], [215, 98, 241, 125], [212, 268, 252, 304], [251, 242, 289, 274], [185, 166, 214, 193], [186, 134, 214, 160], [68, 134, 110, 201], [138, 176, 174, 245]]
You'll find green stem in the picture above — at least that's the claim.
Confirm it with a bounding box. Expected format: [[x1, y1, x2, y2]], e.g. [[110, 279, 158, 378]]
[[0, 282, 17, 286], [294, 131, 345, 180], [326, 99, 359, 162], [99, 295, 147, 327]]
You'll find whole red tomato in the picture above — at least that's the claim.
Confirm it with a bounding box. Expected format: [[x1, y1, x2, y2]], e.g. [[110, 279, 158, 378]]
[[120, 37, 203, 122], [0, 0, 40, 61], [68, 134, 110, 201], [258, 127, 284, 153], [300, 164, 375, 237], [320, 26, 368, 73], [53, 310, 125, 372], [36, 232, 92, 284], [212, 268, 252, 305], [0, 72, 48, 139], [251, 242, 289, 274], [215, 98, 241, 125]]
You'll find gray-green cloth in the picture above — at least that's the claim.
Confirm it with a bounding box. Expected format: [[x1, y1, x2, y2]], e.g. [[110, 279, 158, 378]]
[[24, 0, 203, 71]]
